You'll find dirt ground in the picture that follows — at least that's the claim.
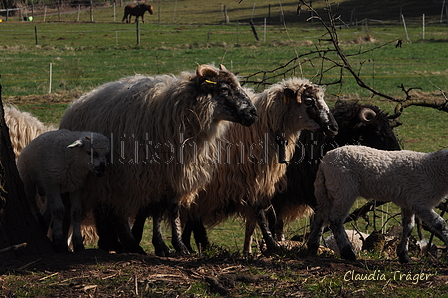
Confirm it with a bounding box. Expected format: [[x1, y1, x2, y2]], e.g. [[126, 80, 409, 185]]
[[1, 243, 448, 297]]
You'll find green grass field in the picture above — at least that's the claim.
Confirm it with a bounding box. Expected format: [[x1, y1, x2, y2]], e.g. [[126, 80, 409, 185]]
[[1, 0, 448, 255]]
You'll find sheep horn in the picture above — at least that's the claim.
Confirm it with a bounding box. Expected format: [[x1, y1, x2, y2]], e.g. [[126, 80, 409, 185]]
[[358, 108, 376, 123], [196, 64, 219, 79]]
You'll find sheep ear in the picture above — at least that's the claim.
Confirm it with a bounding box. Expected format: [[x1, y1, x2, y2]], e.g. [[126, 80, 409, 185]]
[[196, 64, 219, 80], [219, 64, 227, 71], [67, 139, 83, 148], [283, 88, 296, 104]]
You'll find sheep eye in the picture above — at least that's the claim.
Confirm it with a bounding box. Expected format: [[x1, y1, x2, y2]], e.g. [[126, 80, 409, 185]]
[[304, 97, 314, 105]]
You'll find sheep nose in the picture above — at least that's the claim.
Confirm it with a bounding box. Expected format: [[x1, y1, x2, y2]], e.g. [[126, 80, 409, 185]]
[[94, 163, 106, 177], [327, 124, 339, 136]]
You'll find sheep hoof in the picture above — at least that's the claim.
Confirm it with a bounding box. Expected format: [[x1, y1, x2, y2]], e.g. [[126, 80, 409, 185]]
[[73, 243, 85, 253], [173, 242, 191, 256], [398, 253, 410, 264], [53, 240, 69, 253], [307, 244, 319, 256], [340, 249, 357, 262], [98, 239, 124, 254], [154, 244, 171, 257]]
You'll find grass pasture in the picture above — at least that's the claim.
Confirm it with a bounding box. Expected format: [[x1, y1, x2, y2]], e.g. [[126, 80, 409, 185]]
[[1, 0, 448, 297]]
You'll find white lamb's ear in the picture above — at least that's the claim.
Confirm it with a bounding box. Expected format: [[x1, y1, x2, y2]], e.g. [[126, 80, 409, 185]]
[[67, 139, 83, 148]]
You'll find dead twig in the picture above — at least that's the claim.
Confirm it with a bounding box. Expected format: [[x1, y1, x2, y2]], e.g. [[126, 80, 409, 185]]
[[0, 242, 27, 254]]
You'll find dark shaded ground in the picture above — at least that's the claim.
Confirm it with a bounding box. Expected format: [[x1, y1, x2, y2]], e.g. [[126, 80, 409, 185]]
[[1, 245, 448, 297]]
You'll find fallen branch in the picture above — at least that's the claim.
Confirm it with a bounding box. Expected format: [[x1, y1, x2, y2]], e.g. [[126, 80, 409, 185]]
[[0, 242, 27, 254]]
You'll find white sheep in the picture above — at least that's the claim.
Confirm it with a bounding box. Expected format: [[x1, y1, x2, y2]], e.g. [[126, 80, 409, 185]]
[[4, 105, 52, 160], [308, 145, 448, 263], [324, 230, 369, 254], [17, 129, 110, 253], [58, 64, 258, 256], [179, 78, 338, 254]]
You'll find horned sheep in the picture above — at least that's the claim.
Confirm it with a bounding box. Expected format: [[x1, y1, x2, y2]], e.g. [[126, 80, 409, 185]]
[[17, 129, 110, 253], [59, 64, 258, 256], [308, 145, 448, 263], [182, 101, 401, 251], [175, 77, 339, 254], [269, 102, 401, 241]]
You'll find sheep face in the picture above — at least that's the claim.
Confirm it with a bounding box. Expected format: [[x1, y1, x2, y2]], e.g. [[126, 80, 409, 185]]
[[197, 64, 258, 127], [67, 134, 110, 177], [331, 102, 401, 151], [284, 84, 338, 137]]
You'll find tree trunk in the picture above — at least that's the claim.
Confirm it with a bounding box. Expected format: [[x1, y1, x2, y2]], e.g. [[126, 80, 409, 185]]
[[0, 85, 53, 259]]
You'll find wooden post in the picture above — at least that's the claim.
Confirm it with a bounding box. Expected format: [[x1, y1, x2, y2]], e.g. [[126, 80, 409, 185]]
[[250, 21, 259, 41], [77, 4, 80, 22], [90, 0, 93, 22], [136, 18, 140, 45], [441, 0, 446, 23], [113, 2, 116, 22], [401, 14, 410, 42], [422, 14, 425, 40], [34, 26, 38, 45]]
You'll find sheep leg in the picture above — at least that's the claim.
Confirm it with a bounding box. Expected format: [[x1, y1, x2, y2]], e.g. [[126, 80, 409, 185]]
[[329, 219, 357, 261], [256, 207, 280, 252], [267, 207, 285, 241], [151, 203, 170, 257], [69, 190, 85, 252], [132, 205, 151, 244], [414, 206, 448, 249], [192, 219, 210, 252], [307, 215, 325, 255], [111, 213, 147, 255], [181, 219, 195, 253], [170, 201, 190, 255], [397, 207, 415, 264], [243, 219, 256, 254], [24, 182, 48, 233], [46, 189, 69, 253], [94, 203, 124, 253], [182, 218, 210, 253]]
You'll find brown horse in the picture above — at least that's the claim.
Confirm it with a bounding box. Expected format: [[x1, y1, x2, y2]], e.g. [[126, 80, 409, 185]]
[[122, 3, 154, 23]]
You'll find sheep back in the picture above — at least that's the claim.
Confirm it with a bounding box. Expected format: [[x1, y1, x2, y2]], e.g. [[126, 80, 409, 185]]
[[59, 67, 247, 217]]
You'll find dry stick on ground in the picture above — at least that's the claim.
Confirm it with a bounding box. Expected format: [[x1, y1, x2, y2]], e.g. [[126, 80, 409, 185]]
[[0, 242, 27, 254]]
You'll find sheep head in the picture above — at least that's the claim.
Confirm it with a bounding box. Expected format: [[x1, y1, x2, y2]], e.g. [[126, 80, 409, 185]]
[[67, 133, 110, 177], [195, 64, 258, 127]]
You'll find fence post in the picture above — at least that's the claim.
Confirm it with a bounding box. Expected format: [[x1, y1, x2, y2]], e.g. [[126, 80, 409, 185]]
[[401, 14, 410, 42], [35, 26, 38, 45], [113, 2, 116, 22], [136, 18, 140, 45], [49, 63, 53, 94], [250, 21, 259, 41], [422, 14, 425, 40], [90, 0, 94, 22]]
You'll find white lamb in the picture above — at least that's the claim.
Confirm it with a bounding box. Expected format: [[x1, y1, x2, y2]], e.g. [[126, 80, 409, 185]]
[[308, 145, 448, 263], [17, 129, 110, 253]]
